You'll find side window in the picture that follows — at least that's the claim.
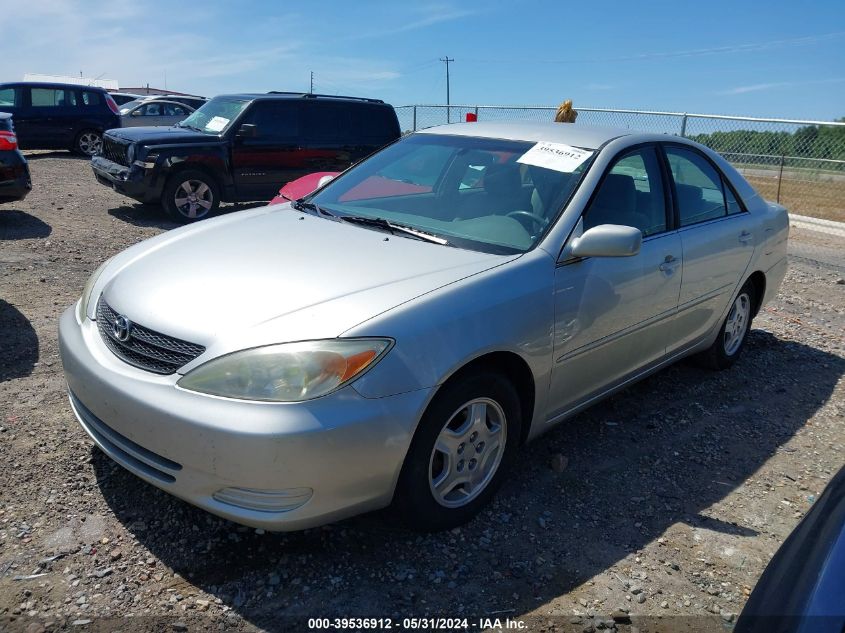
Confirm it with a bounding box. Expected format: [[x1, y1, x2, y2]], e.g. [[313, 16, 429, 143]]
[[302, 103, 350, 144], [165, 104, 187, 116], [665, 147, 728, 226], [583, 146, 667, 237], [724, 181, 743, 215], [0, 87, 19, 107], [31, 88, 75, 107], [145, 103, 162, 116], [244, 101, 300, 142], [81, 91, 102, 106]]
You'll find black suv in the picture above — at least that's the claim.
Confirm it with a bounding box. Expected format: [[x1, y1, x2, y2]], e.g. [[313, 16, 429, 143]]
[[91, 92, 401, 222], [0, 82, 121, 156], [0, 114, 31, 204]]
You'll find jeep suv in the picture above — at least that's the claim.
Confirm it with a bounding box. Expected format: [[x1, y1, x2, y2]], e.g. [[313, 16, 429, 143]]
[[0, 82, 121, 156], [91, 92, 401, 222]]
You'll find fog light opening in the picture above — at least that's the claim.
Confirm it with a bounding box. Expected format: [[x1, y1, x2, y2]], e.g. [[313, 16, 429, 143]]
[[212, 487, 313, 513]]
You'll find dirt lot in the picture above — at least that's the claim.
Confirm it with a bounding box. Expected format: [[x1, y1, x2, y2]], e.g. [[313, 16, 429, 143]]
[[1, 154, 844, 633]]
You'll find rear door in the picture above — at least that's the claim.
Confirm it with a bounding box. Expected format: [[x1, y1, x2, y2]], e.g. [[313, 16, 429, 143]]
[[231, 100, 302, 200], [28, 86, 78, 147], [661, 144, 755, 353]]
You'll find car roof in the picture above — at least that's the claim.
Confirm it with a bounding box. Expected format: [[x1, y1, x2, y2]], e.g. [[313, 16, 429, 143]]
[[417, 121, 634, 149], [218, 92, 388, 105], [0, 81, 107, 91], [128, 99, 193, 107]]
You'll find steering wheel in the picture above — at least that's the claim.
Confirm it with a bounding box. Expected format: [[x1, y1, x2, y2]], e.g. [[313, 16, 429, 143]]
[[506, 210, 547, 234]]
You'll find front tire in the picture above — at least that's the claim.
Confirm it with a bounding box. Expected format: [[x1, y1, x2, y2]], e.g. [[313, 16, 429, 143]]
[[697, 279, 756, 370], [395, 372, 522, 531], [162, 170, 220, 223], [74, 130, 102, 156]]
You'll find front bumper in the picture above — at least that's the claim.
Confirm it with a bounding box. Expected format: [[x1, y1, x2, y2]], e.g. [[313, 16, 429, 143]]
[[91, 155, 161, 204], [58, 306, 431, 531]]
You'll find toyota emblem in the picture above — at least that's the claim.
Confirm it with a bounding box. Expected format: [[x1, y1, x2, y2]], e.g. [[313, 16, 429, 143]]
[[112, 315, 132, 342]]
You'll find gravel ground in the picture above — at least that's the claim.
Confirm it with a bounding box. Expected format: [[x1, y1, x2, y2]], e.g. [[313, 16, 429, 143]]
[[1, 154, 844, 633]]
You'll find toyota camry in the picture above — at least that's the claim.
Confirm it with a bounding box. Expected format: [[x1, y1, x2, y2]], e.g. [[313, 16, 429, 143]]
[[59, 121, 789, 531]]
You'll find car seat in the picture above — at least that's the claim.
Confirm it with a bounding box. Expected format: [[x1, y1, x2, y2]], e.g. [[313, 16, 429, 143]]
[[584, 173, 649, 232]]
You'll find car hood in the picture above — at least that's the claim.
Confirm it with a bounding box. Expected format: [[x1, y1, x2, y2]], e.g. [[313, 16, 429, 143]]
[[100, 205, 516, 364], [107, 126, 222, 145]]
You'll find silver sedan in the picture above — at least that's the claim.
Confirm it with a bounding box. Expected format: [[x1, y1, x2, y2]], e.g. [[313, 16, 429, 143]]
[[58, 122, 789, 531], [119, 99, 194, 127]]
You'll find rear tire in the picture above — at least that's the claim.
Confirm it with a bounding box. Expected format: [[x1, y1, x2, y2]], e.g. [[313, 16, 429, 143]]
[[697, 279, 757, 370], [395, 371, 522, 531], [162, 170, 220, 223], [74, 130, 102, 157]]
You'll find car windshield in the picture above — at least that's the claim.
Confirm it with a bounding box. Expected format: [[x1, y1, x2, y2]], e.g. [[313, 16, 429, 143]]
[[176, 97, 250, 134], [308, 133, 592, 254]]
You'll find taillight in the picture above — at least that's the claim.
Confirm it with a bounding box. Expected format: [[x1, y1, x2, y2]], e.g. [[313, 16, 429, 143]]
[[0, 130, 17, 151], [105, 95, 120, 115]]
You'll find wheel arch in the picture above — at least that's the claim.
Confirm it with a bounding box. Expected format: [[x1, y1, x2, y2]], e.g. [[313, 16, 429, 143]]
[[434, 350, 536, 446], [745, 270, 766, 317]]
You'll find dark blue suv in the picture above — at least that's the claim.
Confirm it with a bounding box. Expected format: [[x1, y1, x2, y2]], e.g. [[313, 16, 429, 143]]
[[0, 82, 121, 156]]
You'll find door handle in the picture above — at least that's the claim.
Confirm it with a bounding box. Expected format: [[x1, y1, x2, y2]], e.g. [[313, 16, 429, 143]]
[[658, 255, 680, 273], [739, 230, 753, 243]]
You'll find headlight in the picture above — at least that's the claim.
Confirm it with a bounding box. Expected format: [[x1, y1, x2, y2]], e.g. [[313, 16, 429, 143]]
[[126, 143, 136, 164], [76, 256, 114, 322], [177, 339, 393, 402]]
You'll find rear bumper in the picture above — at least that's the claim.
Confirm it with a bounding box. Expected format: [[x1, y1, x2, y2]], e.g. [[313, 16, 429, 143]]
[[0, 151, 31, 203], [91, 155, 162, 203]]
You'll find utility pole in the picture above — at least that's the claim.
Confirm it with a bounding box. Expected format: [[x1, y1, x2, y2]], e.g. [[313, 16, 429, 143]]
[[440, 56, 454, 122], [310, 71, 314, 94]]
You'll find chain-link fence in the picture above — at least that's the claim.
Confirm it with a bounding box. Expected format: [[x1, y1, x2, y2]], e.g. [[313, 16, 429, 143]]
[[395, 105, 845, 269]]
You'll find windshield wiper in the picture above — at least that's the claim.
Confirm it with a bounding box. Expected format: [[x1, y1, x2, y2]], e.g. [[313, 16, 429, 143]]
[[177, 122, 203, 132], [291, 199, 336, 218], [340, 216, 449, 245]]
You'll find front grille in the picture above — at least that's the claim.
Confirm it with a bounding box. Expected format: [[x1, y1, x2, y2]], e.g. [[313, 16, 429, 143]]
[[96, 299, 205, 375], [101, 136, 129, 166]]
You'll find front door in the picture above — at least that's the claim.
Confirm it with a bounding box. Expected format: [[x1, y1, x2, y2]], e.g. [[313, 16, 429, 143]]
[[232, 100, 303, 201], [548, 145, 682, 418]]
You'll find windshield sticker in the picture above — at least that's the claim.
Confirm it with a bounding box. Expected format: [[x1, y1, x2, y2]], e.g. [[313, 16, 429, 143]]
[[517, 142, 593, 173], [205, 116, 230, 132]]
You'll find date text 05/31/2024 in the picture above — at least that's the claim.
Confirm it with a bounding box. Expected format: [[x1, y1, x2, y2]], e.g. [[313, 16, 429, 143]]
[[307, 617, 528, 630]]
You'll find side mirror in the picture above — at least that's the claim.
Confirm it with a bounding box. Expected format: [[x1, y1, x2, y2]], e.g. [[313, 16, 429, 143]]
[[237, 123, 258, 138], [569, 224, 642, 258], [130, 110, 142, 117]]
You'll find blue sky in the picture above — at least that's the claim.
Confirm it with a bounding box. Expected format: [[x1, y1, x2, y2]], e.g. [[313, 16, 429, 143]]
[[2, 0, 844, 120]]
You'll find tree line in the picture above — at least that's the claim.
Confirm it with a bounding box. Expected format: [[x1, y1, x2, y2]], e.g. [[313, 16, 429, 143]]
[[689, 117, 845, 163]]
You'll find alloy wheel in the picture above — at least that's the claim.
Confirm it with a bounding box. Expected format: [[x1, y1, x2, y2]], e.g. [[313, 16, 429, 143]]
[[173, 180, 213, 219], [78, 132, 102, 156], [428, 397, 506, 508], [723, 292, 751, 356]]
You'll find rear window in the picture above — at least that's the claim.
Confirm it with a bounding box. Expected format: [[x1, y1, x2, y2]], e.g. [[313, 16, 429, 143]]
[[302, 102, 398, 145], [80, 91, 102, 106], [350, 106, 399, 141], [0, 117, 13, 132]]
